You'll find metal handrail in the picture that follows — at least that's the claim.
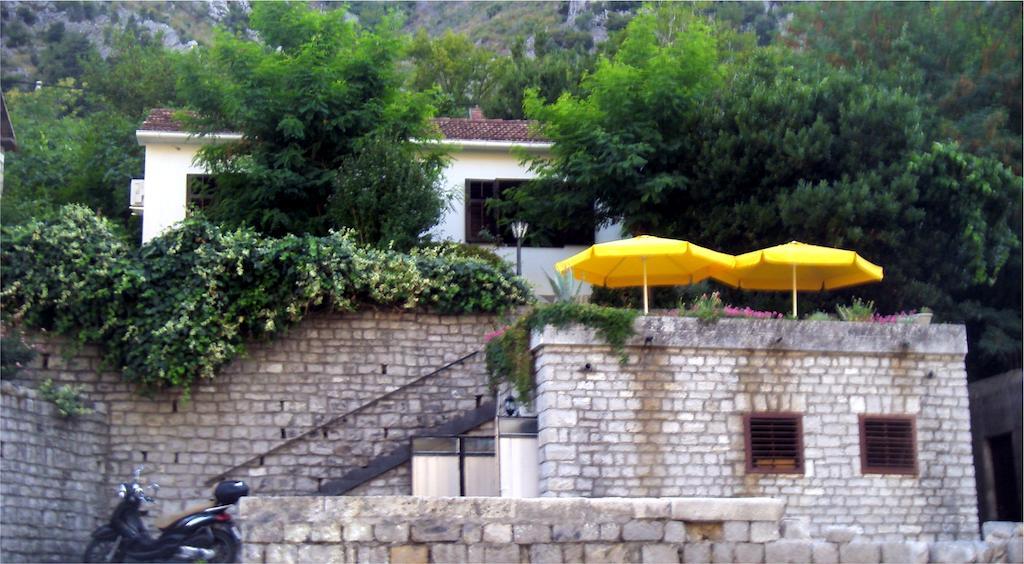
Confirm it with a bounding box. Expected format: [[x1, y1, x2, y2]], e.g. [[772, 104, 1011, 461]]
[[203, 350, 480, 486]]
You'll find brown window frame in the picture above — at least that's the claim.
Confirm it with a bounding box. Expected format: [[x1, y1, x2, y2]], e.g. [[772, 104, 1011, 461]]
[[465, 178, 516, 244], [859, 414, 918, 476], [743, 412, 805, 475], [186, 174, 217, 213]]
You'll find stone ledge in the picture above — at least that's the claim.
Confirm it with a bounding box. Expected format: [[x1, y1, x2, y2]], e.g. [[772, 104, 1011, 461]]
[[669, 498, 784, 522], [242, 495, 785, 524], [531, 316, 967, 356]]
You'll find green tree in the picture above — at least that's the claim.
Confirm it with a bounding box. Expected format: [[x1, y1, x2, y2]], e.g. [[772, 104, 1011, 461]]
[[520, 5, 724, 234], [480, 31, 597, 120], [409, 30, 499, 117], [327, 132, 449, 250], [81, 28, 186, 120], [522, 7, 1021, 375], [178, 2, 442, 239], [784, 2, 1023, 174], [2, 27, 186, 234], [1, 83, 141, 230], [38, 30, 97, 84]]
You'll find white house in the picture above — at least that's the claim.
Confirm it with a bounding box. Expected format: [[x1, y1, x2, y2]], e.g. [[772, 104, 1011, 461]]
[[133, 108, 618, 297]]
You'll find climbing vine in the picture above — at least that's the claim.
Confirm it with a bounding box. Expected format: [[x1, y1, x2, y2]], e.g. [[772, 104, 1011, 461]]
[[1, 205, 533, 395], [485, 303, 639, 401]]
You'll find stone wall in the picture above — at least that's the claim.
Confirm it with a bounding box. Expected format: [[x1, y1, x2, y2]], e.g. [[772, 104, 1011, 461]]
[[0, 381, 110, 562], [8, 311, 500, 512], [238, 495, 1023, 563], [532, 317, 978, 541]]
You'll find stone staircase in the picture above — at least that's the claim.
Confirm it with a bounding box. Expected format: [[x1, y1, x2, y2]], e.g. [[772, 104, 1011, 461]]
[[204, 351, 496, 496], [319, 399, 496, 495]]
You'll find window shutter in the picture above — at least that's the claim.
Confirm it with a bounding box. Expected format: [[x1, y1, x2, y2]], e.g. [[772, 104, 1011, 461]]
[[860, 415, 917, 475], [744, 413, 804, 474]]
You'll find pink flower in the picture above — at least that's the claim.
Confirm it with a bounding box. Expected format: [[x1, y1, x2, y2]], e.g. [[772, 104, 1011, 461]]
[[484, 327, 507, 343], [723, 305, 783, 319]]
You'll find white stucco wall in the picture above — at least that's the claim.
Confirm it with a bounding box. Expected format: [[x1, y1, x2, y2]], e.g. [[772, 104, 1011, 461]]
[[139, 142, 204, 242]]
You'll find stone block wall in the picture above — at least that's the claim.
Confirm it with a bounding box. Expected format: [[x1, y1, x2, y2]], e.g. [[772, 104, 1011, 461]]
[[8, 311, 500, 512], [238, 495, 1022, 563], [0, 381, 110, 562], [532, 317, 978, 541]]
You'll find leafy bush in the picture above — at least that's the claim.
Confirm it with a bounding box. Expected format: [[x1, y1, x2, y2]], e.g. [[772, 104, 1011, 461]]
[[2, 206, 532, 395], [3, 19, 30, 48], [680, 293, 725, 322], [0, 205, 140, 346], [326, 132, 450, 250], [38, 378, 93, 418], [836, 298, 876, 322], [422, 241, 511, 271], [485, 303, 638, 401], [413, 249, 532, 315], [16, 6, 36, 25], [0, 330, 36, 379]]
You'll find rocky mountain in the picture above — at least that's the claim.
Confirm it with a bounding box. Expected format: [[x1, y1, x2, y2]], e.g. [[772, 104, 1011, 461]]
[[0, 0, 636, 89]]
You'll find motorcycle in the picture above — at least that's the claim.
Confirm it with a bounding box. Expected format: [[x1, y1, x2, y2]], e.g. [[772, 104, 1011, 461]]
[[83, 466, 249, 563]]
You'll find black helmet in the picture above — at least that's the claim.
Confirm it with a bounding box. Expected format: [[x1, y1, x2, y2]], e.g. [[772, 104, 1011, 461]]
[[213, 480, 249, 505]]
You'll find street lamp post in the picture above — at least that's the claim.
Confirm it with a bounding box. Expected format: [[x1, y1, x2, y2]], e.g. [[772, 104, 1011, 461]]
[[510, 221, 529, 276]]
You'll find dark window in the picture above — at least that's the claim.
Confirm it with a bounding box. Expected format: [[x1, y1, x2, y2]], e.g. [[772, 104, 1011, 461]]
[[466, 179, 503, 243], [744, 413, 804, 474], [464, 179, 594, 247], [860, 415, 917, 475], [186, 174, 216, 213], [987, 432, 1023, 521]]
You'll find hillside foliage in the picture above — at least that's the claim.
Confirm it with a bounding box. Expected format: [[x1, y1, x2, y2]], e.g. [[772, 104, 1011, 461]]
[[0, 1, 1020, 379]]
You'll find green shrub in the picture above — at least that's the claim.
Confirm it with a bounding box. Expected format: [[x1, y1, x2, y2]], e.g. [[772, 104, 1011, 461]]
[[0, 330, 36, 379], [16, 6, 36, 25], [485, 303, 638, 401], [0, 205, 140, 346], [38, 378, 93, 418], [836, 298, 876, 322], [413, 248, 531, 315], [2, 206, 532, 395], [3, 19, 30, 48], [680, 292, 725, 322], [420, 241, 512, 272]]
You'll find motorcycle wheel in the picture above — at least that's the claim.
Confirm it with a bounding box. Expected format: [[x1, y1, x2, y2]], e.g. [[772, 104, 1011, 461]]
[[83, 538, 121, 563], [207, 526, 240, 563]]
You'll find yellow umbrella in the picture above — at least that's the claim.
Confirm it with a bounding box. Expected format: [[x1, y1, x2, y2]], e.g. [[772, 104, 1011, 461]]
[[709, 241, 883, 317], [555, 235, 735, 314]]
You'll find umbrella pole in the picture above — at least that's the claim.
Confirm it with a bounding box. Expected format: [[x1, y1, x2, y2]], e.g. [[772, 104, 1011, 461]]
[[642, 257, 649, 316], [791, 263, 797, 318]]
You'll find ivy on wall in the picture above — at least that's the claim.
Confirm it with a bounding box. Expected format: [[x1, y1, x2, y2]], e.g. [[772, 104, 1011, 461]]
[[485, 303, 639, 401], [1, 205, 533, 395]]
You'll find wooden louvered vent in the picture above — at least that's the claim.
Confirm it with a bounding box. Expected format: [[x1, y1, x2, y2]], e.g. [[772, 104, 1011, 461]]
[[744, 413, 804, 474], [860, 415, 917, 475]]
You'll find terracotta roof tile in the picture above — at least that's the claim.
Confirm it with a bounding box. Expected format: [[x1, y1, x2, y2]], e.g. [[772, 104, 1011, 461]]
[[140, 108, 188, 132], [433, 117, 547, 143], [140, 108, 549, 143]]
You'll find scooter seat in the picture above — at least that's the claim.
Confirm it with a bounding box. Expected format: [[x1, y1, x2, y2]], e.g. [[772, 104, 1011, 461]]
[[155, 502, 215, 530]]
